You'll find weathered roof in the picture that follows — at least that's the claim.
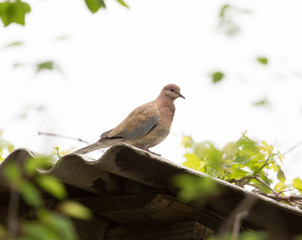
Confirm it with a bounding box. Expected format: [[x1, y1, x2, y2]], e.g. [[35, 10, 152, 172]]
[[1, 143, 302, 239]]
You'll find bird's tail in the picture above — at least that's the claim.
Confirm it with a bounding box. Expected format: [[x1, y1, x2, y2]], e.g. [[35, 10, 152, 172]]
[[72, 141, 108, 154]]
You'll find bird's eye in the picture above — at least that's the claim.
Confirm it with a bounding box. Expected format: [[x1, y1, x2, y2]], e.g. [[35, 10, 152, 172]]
[[170, 88, 174, 92]]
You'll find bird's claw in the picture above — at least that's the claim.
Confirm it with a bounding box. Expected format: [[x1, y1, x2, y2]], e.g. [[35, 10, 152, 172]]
[[139, 146, 161, 156]]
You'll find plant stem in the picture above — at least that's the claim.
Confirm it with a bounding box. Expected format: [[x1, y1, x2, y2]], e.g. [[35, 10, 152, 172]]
[[38, 131, 90, 144], [7, 189, 20, 239]]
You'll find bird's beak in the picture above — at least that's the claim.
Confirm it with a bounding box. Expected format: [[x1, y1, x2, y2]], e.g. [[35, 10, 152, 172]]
[[178, 93, 185, 99]]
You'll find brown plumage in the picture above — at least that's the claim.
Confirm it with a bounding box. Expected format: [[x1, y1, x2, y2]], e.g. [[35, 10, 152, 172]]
[[73, 84, 185, 154]]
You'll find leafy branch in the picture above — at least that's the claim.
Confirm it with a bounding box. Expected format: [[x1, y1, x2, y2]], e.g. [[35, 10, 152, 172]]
[[181, 133, 302, 208], [1, 148, 92, 239], [229, 174, 278, 194]]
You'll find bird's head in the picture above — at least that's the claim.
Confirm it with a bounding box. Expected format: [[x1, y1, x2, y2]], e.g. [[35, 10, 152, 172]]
[[161, 84, 185, 101]]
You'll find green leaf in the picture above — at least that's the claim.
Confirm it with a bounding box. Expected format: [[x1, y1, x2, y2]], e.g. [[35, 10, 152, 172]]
[[13, 62, 24, 68], [230, 167, 250, 179], [36, 175, 67, 200], [58, 201, 93, 220], [36, 61, 55, 73], [240, 230, 269, 240], [234, 155, 250, 165], [292, 177, 302, 193], [0, 0, 31, 27], [182, 153, 204, 171], [55, 35, 69, 41], [181, 135, 193, 149], [211, 71, 224, 83], [193, 141, 213, 158], [295, 235, 302, 240], [0, 136, 14, 153], [116, 0, 129, 8], [269, 162, 280, 172], [4, 41, 23, 48], [256, 57, 268, 65], [22, 222, 59, 240], [38, 210, 78, 240], [25, 156, 53, 176], [19, 181, 43, 208], [235, 134, 258, 154], [206, 144, 224, 169], [222, 142, 235, 159], [3, 162, 22, 184], [277, 169, 286, 183], [0, 225, 6, 239], [172, 174, 218, 203], [220, 4, 229, 18], [253, 98, 269, 106], [274, 181, 286, 192], [84, 0, 106, 13]]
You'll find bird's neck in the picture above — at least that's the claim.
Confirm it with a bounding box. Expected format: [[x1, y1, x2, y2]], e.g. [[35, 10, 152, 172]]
[[156, 96, 176, 114]]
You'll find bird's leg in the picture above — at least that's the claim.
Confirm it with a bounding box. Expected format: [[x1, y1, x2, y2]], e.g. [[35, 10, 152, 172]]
[[139, 146, 161, 156]]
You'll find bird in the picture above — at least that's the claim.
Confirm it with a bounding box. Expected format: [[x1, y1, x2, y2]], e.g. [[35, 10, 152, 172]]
[[73, 84, 185, 155]]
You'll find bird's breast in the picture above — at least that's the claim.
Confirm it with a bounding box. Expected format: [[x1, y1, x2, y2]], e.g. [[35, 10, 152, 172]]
[[159, 104, 175, 124]]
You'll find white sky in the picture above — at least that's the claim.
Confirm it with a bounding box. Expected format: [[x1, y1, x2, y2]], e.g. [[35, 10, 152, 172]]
[[1, 0, 302, 181]]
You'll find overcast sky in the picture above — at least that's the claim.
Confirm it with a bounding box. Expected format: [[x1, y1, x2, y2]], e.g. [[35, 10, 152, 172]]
[[1, 0, 302, 181]]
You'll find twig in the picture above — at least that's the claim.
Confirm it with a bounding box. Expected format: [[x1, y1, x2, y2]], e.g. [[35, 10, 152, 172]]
[[7, 188, 20, 239], [217, 196, 256, 237], [232, 210, 249, 240], [38, 131, 90, 144], [230, 176, 302, 207], [230, 174, 278, 194], [254, 174, 278, 194], [261, 193, 302, 207], [283, 139, 302, 155]]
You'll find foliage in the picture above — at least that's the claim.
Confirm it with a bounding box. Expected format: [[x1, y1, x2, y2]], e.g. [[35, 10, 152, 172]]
[[116, 0, 129, 9], [0, 150, 92, 239], [256, 57, 268, 65], [11, 60, 61, 75], [84, 0, 129, 12], [52, 146, 70, 160], [211, 72, 224, 84], [0, 0, 30, 27], [172, 174, 219, 205], [181, 133, 302, 198], [219, 4, 230, 18], [36, 61, 58, 73], [0, 131, 14, 162], [207, 231, 269, 240], [84, 0, 106, 13], [4, 41, 23, 48], [0, 0, 129, 27], [292, 178, 302, 192], [253, 98, 269, 107], [57, 201, 93, 220], [218, 4, 250, 36], [178, 133, 302, 238]]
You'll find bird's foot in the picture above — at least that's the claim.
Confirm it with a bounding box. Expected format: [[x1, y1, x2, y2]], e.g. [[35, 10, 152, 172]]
[[139, 146, 161, 156]]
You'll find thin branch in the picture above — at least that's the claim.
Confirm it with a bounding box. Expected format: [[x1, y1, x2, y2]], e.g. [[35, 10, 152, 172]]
[[283, 139, 302, 155], [38, 131, 90, 144], [217, 196, 256, 237], [254, 174, 278, 194], [230, 176, 302, 207], [230, 175, 278, 194], [253, 157, 270, 175], [259, 193, 302, 207], [232, 210, 249, 240], [7, 188, 20, 239]]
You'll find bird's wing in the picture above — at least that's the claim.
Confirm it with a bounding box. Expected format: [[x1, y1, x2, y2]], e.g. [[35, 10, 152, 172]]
[[102, 103, 160, 140]]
